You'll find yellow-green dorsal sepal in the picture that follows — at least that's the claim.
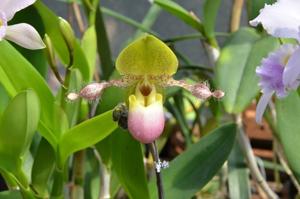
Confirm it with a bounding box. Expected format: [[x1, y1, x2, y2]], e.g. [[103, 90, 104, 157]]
[[116, 34, 178, 76]]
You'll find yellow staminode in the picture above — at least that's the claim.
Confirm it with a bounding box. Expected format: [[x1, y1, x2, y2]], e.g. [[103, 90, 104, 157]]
[[116, 34, 178, 76]]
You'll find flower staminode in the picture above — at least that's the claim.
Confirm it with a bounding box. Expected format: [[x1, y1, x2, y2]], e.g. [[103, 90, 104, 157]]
[[67, 35, 224, 143]]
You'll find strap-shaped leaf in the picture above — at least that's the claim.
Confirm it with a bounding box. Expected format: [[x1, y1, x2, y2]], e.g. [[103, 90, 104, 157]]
[[276, 91, 300, 182], [58, 110, 117, 167], [149, 123, 236, 199], [154, 0, 203, 33]]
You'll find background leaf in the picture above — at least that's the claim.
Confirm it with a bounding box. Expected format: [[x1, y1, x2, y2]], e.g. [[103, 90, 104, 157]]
[[154, 0, 203, 33], [276, 91, 300, 182], [216, 28, 279, 113], [203, 0, 221, 39], [149, 123, 237, 199]]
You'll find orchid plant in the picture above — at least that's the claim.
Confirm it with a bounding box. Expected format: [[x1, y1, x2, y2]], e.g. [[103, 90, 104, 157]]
[[0, 0, 300, 198]]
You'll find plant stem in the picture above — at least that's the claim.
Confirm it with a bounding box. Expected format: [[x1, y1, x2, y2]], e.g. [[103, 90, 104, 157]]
[[72, 2, 85, 34], [51, 168, 65, 199], [71, 150, 86, 199], [231, 0, 244, 32], [236, 114, 278, 199], [149, 142, 164, 199], [93, 149, 111, 199]]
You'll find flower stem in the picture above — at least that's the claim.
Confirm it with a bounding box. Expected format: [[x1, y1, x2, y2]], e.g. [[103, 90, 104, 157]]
[[236, 114, 278, 199], [149, 142, 164, 199], [231, 0, 244, 32]]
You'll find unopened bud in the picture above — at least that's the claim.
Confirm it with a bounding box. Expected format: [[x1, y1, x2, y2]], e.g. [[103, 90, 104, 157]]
[[67, 82, 108, 102], [190, 83, 212, 99], [67, 92, 79, 101], [44, 34, 55, 67], [79, 82, 108, 101], [59, 17, 75, 52], [212, 90, 225, 99]]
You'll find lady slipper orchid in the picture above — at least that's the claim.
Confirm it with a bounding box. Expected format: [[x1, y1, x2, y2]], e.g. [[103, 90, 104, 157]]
[[68, 35, 224, 143], [250, 0, 300, 123], [0, 0, 45, 49]]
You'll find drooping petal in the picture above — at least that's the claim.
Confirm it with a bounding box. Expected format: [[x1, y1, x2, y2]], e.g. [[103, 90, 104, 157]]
[[0, 0, 36, 21], [0, 11, 7, 40], [283, 46, 300, 89], [5, 23, 45, 49], [256, 91, 274, 124], [250, 0, 300, 41], [128, 94, 165, 144]]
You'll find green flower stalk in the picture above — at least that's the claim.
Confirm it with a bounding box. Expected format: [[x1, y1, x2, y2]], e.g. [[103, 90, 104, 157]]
[[67, 35, 224, 143]]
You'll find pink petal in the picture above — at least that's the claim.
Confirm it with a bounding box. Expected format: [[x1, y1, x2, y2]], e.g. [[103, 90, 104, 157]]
[[128, 94, 165, 144], [0, 0, 36, 21], [5, 23, 45, 49], [256, 91, 274, 124], [250, 0, 300, 41], [283, 46, 300, 89]]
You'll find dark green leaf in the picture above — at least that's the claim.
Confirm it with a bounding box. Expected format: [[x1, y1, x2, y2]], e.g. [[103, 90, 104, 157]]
[[247, 0, 275, 21], [31, 138, 55, 198], [150, 123, 237, 199], [203, 0, 221, 38], [276, 91, 300, 182], [101, 7, 157, 37], [96, 5, 114, 79], [216, 28, 279, 113], [111, 129, 150, 199], [154, 0, 203, 33], [228, 140, 251, 199]]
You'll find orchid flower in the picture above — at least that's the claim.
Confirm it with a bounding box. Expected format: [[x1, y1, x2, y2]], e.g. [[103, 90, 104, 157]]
[[250, 0, 300, 123], [68, 35, 224, 143], [0, 0, 45, 49]]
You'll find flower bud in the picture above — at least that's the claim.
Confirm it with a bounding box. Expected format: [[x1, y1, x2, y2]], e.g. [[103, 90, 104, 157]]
[[79, 83, 107, 101], [59, 17, 75, 52], [212, 90, 225, 99], [190, 83, 212, 99], [67, 82, 108, 101]]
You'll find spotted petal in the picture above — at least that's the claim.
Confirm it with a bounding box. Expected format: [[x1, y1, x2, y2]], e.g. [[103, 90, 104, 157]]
[[0, 0, 36, 21], [5, 23, 45, 49], [116, 34, 178, 76], [250, 0, 300, 41]]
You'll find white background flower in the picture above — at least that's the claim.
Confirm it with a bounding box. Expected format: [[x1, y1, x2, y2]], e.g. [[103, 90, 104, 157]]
[[0, 0, 45, 49]]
